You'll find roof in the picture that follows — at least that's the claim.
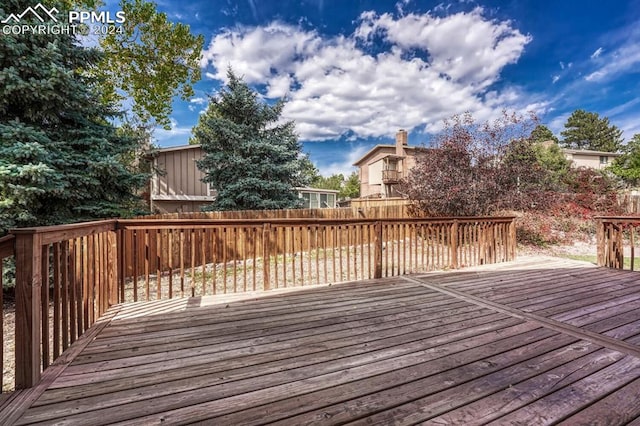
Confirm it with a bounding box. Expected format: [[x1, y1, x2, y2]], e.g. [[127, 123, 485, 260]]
[[353, 145, 423, 166], [562, 148, 621, 157], [295, 187, 340, 194], [154, 144, 202, 154]]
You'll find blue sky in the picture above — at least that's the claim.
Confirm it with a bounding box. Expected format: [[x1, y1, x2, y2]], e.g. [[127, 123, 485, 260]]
[[145, 0, 640, 176]]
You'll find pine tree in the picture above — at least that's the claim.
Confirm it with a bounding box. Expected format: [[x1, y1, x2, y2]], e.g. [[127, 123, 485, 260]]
[[560, 110, 623, 152], [529, 124, 558, 144], [194, 70, 304, 210], [0, 0, 148, 233]]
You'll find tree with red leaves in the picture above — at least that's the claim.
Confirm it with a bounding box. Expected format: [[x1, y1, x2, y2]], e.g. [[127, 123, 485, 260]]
[[401, 112, 552, 216]]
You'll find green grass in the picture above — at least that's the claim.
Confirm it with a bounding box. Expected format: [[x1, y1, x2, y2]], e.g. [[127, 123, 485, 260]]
[[558, 254, 640, 270]]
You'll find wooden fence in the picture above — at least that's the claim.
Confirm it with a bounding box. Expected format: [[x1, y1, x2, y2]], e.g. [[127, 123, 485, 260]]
[[2, 215, 515, 389], [618, 193, 640, 214], [596, 216, 640, 270], [141, 204, 414, 220]]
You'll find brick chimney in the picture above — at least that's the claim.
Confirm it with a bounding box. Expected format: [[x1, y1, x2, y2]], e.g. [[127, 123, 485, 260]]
[[395, 129, 407, 156]]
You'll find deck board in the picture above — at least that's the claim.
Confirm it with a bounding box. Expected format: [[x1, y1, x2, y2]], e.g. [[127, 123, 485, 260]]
[[4, 255, 640, 425]]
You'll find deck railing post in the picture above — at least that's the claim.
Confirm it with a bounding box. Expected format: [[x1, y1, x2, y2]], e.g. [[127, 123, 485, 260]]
[[596, 219, 605, 267], [107, 229, 119, 307], [14, 231, 43, 388], [374, 221, 383, 279], [509, 219, 517, 261], [262, 223, 271, 290], [450, 220, 459, 269]]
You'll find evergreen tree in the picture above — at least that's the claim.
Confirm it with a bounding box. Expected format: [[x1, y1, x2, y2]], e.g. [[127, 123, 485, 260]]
[[341, 172, 360, 199], [611, 134, 640, 186], [560, 109, 623, 152], [0, 0, 148, 234], [298, 154, 322, 187], [529, 124, 558, 144], [194, 70, 304, 210]]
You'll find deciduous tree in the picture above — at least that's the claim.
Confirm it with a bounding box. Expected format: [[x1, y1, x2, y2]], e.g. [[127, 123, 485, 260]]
[[94, 0, 204, 129], [400, 112, 547, 216], [341, 172, 360, 199], [611, 134, 640, 186]]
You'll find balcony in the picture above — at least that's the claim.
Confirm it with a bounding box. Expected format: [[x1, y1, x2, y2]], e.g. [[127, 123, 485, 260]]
[[382, 169, 400, 184]]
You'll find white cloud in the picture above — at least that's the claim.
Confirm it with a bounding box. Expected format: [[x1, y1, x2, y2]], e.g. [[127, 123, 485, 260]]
[[619, 117, 640, 141], [319, 145, 369, 177], [153, 118, 192, 147], [190, 97, 207, 104], [604, 98, 640, 118], [585, 42, 640, 81], [590, 47, 603, 59], [552, 75, 560, 84], [548, 112, 571, 135], [584, 23, 640, 82], [200, 9, 534, 141]]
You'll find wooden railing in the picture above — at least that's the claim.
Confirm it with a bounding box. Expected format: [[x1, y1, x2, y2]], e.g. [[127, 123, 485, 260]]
[[382, 169, 401, 183], [596, 216, 640, 270], [115, 217, 515, 303], [0, 234, 15, 392], [3, 215, 515, 389], [10, 220, 118, 389]]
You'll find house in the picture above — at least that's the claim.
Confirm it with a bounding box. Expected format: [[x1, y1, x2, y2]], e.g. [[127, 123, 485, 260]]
[[562, 148, 621, 169], [352, 130, 424, 199], [149, 144, 338, 213], [352, 134, 621, 201], [150, 144, 213, 213], [297, 187, 339, 209]]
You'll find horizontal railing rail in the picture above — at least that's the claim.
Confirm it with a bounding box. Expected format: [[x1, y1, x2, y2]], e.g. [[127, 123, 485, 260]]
[[596, 216, 640, 270], [5, 215, 516, 389]]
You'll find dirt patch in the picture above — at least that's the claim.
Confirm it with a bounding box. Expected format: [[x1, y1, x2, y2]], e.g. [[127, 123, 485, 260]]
[[3, 298, 15, 392]]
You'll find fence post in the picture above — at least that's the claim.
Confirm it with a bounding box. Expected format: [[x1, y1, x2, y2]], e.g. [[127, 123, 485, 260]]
[[107, 229, 119, 306], [14, 231, 43, 388], [262, 223, 271, 290], [450, 220, 459, 269], [596, 219, 604, 266], [374, 221, 382, 278]]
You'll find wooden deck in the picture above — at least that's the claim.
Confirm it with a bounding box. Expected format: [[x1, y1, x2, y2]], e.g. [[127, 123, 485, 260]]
[[3, 255, 640, 425]]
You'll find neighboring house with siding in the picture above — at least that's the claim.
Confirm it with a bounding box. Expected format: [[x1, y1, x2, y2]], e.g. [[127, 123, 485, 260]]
[[562, 148, 621, 170], [150, 144, 213, 213], [353, 129, 424, 199], [149, 144, 338, 213], [352, 134, 620, 200]]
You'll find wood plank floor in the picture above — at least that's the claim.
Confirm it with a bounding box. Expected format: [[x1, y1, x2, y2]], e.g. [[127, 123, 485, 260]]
[[4, 255, 640, 425]]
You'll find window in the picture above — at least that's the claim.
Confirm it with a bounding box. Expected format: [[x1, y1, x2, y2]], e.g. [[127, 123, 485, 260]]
[[327, 193, 335, 207], [385, 159, 397, 170], [301, 192, 311, 208], [309, 193, 319, 209], [600, 156, 609, 165]]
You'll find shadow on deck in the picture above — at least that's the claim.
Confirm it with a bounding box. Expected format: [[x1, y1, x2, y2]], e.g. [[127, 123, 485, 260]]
[[3, 255, 640, 425]]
